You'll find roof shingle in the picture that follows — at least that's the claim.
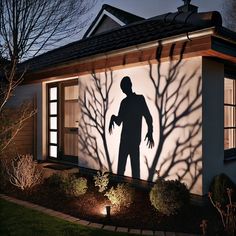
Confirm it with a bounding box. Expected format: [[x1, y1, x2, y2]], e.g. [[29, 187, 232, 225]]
[[22, 10, 223, 73]]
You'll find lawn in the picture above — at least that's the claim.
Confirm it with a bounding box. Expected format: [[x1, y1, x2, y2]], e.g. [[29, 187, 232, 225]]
[[0, 198, 133, 236]]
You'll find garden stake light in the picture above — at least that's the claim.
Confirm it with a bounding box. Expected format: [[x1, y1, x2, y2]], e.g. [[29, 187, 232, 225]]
[[106, 205, 111, 218]]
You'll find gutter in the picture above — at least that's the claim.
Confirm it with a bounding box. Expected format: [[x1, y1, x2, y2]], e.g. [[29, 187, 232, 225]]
[[83, 27, 216, 60], [27, 26, 216, 78]]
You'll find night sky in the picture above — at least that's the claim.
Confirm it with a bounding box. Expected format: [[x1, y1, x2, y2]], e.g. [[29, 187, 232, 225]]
[[79, 0, 224, 38], [93, 0, 222, 19], [55, 0, 226, 49]]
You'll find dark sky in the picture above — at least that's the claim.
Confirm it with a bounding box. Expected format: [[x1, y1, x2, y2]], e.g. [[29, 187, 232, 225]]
[[94, 0, 222, 19], [63, 0, 225, 46], [79, 0, 223, 37]]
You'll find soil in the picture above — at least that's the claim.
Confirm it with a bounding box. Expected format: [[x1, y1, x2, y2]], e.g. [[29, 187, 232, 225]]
[[2, 172, 223, 235]]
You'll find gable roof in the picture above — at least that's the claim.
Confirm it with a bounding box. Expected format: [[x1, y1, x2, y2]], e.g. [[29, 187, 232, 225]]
[[83, 4, 144, 38], [22, 10, 224, 74], [21, 2, 236, 81]]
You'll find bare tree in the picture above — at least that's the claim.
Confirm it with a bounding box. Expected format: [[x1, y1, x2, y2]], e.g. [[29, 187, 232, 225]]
[[0, 0, 96, 60], [78, 70, 113, 172], [0, 0, 95, 155]]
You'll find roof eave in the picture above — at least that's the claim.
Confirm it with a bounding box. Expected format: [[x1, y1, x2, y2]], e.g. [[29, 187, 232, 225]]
[[23, 27, 216, 83]]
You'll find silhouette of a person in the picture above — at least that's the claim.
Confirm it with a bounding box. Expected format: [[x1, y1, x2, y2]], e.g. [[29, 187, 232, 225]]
[[109, 76, 154, 179]]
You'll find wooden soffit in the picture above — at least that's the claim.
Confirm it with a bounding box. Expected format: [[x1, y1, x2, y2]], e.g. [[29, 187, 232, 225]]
[[23, 35, 236, 84]]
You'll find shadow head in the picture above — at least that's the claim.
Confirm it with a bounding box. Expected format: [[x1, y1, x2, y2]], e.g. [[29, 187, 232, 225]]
[[120, 76, 132, 95]]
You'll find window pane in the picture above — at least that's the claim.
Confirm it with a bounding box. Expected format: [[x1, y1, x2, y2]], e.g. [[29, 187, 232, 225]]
[[64, 85, 78, 100], [224, 78, 235, 105], [50, 87, 57, 101], [224, 106, 236, 127], [64, 101, 79, 128], [224, 129, 236, 149], [50, 131, 57, 144], [49, 145, 57, 158], [50, 102, 57, 115], [50, 117, 57, 129]]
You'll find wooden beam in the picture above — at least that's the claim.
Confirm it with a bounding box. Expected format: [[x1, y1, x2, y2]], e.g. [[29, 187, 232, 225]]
[[23, 36, 212, 83]]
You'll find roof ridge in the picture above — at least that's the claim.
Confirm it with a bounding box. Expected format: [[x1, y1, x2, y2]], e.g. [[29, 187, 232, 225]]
[[82, 4, 144, 39], [102, 4, 145, 22]]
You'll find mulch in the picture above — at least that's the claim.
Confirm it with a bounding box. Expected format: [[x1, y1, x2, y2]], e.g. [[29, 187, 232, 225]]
[[2, 172, 221, 235]]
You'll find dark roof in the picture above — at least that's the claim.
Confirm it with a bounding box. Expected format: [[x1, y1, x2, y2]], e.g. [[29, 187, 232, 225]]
[[22, 9, 224, 73], [83, 4, 145, 38]]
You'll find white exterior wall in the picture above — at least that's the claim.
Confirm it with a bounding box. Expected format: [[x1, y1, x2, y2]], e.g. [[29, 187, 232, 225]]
[[78, 57, 203, 194], [9, 56, 236, 196], [7, 82, 44, 160], [202, 58, 236, 194]]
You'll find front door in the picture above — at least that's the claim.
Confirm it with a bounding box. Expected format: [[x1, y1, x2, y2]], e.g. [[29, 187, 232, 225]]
[[47, 79, 79, 164], [61, 81, 79, 164]]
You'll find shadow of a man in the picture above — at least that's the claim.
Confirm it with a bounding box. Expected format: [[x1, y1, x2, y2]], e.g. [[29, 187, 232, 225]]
[[109, 76, 154, 179]]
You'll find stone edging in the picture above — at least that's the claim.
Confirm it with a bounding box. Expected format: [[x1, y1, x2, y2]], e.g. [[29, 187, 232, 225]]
[[0, 194, 200, 236]]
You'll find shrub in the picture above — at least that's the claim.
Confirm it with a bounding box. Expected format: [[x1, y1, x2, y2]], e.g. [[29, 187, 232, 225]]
[[64, 176, 88, 197], [46, 173, 88, 197], [209, 188, 236, 235], [209, 173, 235, 206], [7, 154, 42, 191], [93, 171, 109, 192], [46, 173, 65, 189], [105, 183, 134, 209], [0, 157, 11, 191], [149, 178, 189, 216]]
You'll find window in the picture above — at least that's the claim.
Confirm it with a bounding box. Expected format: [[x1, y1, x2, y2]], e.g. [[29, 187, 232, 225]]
[[224, 77, 236, 159], [48, 85, 58, 158]]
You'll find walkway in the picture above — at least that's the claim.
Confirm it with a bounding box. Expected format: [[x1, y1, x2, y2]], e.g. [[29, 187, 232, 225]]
[[0, 194, 200, 236]]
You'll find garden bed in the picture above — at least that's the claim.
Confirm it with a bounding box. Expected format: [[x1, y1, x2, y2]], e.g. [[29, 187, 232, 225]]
[[2, 167, 222, 235]]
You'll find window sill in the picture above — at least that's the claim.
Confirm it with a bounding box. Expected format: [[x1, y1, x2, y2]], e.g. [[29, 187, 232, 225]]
[[224, 155, 236, 163]]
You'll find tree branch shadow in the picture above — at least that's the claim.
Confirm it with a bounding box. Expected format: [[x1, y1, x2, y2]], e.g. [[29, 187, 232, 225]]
[[146, 42, 202, 191], [78, 69, 114, 171]]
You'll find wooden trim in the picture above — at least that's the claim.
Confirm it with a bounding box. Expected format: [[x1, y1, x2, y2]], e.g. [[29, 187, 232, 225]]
[[204, 48, 236, 64], [33, 94, 37, 160], [85, 9, 125, 38], [23, 36, 212, 83]]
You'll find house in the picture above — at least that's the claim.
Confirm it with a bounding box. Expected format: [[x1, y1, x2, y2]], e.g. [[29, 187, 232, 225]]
[[9, 1, 236, 195]]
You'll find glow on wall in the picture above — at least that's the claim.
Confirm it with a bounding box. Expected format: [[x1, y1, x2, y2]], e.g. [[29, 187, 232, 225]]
[[78, 56, 202, 194]]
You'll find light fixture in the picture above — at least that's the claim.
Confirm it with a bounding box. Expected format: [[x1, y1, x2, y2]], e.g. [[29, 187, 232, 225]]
[[105, 205, 111, 218]]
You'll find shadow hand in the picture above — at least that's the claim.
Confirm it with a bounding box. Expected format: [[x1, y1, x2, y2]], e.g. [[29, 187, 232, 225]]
[[145, 132, 154, 149], [109, 115, 115, 134]]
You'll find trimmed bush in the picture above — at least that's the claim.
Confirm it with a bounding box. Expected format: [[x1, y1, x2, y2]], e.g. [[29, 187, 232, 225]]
[[93, 171, 109, 192], [46, 173, 65, 189], [64, 176, 88, 197], [150, 178, 189, 216], [209, 173, 235, 205], [46, 173, 88, 197], [105, 183, 134, 209]]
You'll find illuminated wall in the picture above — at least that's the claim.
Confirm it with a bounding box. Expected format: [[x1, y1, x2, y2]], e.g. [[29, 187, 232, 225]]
[[78, 56, 203, 194]]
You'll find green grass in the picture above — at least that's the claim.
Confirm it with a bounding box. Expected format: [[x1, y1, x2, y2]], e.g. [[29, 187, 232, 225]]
[[0, 198, 133, 236]]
